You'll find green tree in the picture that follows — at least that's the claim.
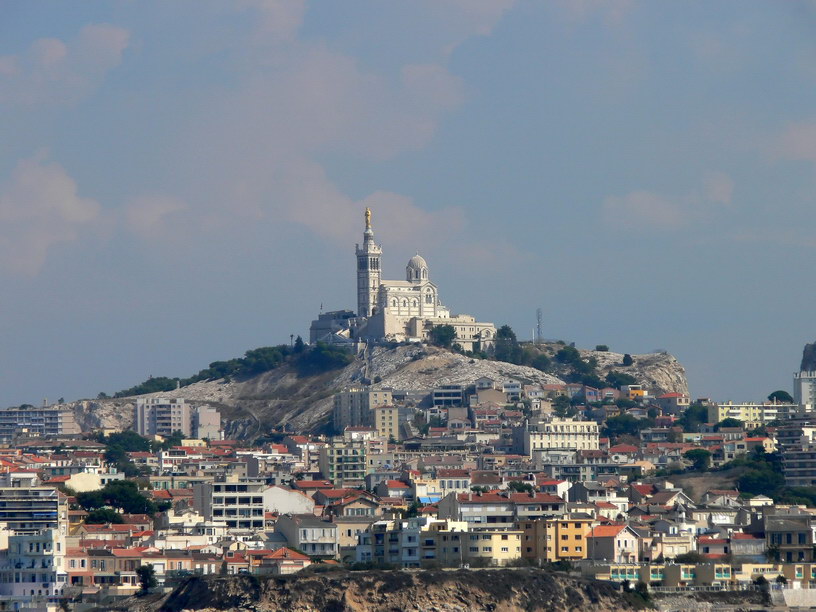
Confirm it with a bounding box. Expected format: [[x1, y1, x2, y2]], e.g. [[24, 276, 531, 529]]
[[496, 325, 517, 343], [622, 354, 634, 366], [552, 395, 575, 418], [684, 449, 711, 471], [603, 414, 652, 440], [768, 390, 794, 403], [295, 342, 353, 375], [84, 508, 125, 524], [429, 324, 457, 348], [494, 325, 523, 364], [556, 346, 581, 364], [531, 354, 551, 372], [595, 345, 609, 352], [293, 335, 305, 353], [136, 564, 157, 595], [714, 417, 743, 431], [77, 480, 157, 515], [676, 403, 709, 432], [155, 430, 184, 451], [507, 481, 534, 493], [605, 371, 637, 389], [673, 551, 704, 563]]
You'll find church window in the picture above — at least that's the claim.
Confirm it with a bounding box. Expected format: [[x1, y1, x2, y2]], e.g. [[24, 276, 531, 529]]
[[391, 299, 397, 308], [402, 300, 407, 307], [412, 299, 417, 307], [422, 269, 427, 279], [425, 292, 433, 304]]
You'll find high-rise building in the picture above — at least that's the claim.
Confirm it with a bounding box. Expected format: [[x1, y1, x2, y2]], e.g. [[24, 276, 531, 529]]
[[193, 478, 267, 531], [192, 405, 222, 440], [795, 371, 816, 408], [373, 405, 399, 441], [0, 406, 80, 441], [332, 388, 392, 432], [319, 440, 368, 487], [0, 528, 67, 606], [0, 488, 67, 534], [134, 398, 221, 439]]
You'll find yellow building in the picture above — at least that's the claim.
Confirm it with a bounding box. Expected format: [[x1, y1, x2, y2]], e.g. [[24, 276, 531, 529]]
[[708, 401, 802, 428], [463, 528, 523, 566], [621, 385, 645, 401], [373, 405, 399, 441], [517, 517, 592, 563]]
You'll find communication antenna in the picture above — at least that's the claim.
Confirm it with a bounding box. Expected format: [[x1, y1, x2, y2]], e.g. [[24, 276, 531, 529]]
[[536, 307, 543, 344]]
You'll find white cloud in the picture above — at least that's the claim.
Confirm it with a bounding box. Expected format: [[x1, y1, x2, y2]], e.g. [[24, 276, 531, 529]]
[[169, 38, 472, 245], [774, 119, 816, 163], [0, 24, 129, 106], [125, 195, 189, 236], [0, 153, 101, 274], [603, 173, 735, 230]]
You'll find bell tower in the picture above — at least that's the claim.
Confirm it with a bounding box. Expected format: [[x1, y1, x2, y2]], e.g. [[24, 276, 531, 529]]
[[355, 207, 382, 317]]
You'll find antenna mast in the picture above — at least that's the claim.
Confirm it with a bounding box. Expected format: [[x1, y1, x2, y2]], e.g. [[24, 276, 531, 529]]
[[536, 307, 543, 344]]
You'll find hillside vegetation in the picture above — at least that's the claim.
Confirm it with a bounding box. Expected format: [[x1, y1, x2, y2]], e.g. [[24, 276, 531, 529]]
[[65, 338, 687, 439], [107, 341, 352, 398]]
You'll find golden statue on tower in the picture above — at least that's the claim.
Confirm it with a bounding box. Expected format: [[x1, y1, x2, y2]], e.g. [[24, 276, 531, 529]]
[[365, 207, 372, 230]]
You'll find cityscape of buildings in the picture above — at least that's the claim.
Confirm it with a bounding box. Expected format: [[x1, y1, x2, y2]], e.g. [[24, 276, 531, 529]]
[[1, 212, 816, 610]]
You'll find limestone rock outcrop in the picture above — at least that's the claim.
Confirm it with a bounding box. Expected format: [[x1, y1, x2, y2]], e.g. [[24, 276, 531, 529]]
[[120, 568, 643, 612], [71, 343, 688, 437]]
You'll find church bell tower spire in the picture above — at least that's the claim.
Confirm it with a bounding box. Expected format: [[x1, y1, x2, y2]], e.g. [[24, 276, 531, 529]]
[[355, 207, 382, 317]]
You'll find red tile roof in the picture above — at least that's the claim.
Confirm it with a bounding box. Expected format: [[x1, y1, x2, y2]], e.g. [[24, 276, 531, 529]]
[[589, 525, 627, 538], [267, 547, 310, 561], [384, 480, 409, 489]]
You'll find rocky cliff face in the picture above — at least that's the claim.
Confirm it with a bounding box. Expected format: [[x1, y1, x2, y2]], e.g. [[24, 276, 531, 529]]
[[120, 569, 643, 612], [802, 342, 816, 371], [70, 343, 688, 438], [577, 348, 689, 397]]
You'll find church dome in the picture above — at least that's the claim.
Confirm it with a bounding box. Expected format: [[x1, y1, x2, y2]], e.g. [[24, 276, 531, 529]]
[[406, 253, 429, 282], [407, 254, 427, 270]]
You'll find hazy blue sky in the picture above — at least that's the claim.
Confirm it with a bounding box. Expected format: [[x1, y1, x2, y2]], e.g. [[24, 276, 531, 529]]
[[2, 0, 815, 406]]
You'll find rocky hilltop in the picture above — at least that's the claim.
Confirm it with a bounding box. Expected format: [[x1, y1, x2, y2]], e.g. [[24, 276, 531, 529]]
[[115, 568, 644, 612], [68, 343, 688, 438], [576, 348, 688, 399]]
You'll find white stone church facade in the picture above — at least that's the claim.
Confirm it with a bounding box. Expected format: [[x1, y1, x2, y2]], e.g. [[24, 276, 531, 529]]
[[309, 210, 496, 351]]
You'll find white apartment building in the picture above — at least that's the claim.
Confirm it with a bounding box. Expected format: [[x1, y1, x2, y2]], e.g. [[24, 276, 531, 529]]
[[513, 418, 600, 456], [135, 398, 222, 439], [708, 401, 806, 427], [0, 488, 67, 535], [0, 528, 67, 610], [795, 371, 816, 409], [193, 479, 267, 532], [274, 515, 338, 558], [0, 405, 80, 441]]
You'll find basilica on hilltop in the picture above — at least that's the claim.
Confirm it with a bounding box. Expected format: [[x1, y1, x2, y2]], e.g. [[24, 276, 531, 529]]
[[309, 209, 496, 352]]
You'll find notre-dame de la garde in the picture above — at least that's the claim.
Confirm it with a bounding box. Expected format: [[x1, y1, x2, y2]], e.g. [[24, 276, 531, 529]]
[[309, 209, 496, 352]]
